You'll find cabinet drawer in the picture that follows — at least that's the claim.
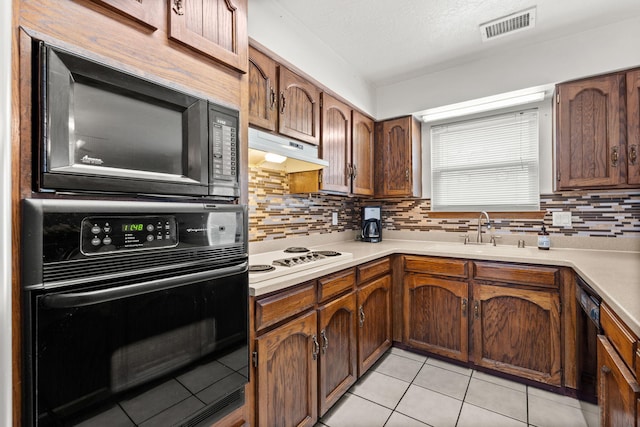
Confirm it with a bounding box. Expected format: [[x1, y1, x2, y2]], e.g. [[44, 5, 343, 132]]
[[318, 268, 356, 303], [255, 281, 316, 333], [404, 256, 468, 279], [357, 257, 391, 283], [473, 262, 558, 289], [601, 303, 638, 370]]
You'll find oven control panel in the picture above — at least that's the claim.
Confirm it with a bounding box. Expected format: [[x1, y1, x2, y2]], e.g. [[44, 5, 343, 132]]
[[80, 216, 178, 255]]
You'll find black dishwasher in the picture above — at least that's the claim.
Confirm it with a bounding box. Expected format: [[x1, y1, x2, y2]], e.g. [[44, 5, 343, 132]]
[[575, 275, 602, 404]]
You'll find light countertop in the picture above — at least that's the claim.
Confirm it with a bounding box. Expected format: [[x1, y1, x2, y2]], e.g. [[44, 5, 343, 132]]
[[250, 238, 640, 337]]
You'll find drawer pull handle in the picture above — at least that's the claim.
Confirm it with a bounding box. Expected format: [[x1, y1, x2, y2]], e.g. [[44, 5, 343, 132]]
[[321, 329, 329, 354], [280, 92, 286, 114], [359, 305, 365, 327], [462, 298, 468, 317], [601, 365, 611, 375], [611, 147, 619, 167], [474, 301, 480, 319], [172, 0, 184, 15]]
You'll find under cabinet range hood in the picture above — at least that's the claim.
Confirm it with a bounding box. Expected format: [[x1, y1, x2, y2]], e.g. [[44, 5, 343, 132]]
[[248, 127, 328, 173]]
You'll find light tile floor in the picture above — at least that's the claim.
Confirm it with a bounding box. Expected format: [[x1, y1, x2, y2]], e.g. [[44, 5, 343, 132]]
[[317, 348, 599, 427]]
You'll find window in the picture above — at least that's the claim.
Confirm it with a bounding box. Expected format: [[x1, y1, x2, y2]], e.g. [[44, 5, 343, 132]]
[[430, 109, 539, 212]]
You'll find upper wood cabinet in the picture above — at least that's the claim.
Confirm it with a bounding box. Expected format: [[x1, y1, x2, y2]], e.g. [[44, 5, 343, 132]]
[[351, 111, 375, 196], [90, 0, 160, 28], [168, 0, 248, 73], [320, 93, 352, 193], [248, 46, 277, 132], [627, 69, 640, 186], [279, 66, 321, 145], [375, 116, 422, 197], [556, 69, 640, 189]]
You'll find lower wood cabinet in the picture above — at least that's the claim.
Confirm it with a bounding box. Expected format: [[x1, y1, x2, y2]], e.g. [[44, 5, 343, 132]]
[[402, 256, 563, 387], [357, 273, 392, 375], [403, 273, 469, 362], [253, 263, 391, 426], [597, 302, 640, 427], [317, 292, 358, 416], [597, 336, 640, 427], [472, 282, 562, 385], [255, 310, 318, 427]]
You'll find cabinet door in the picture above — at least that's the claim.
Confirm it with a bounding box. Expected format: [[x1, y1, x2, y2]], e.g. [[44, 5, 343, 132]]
[[403, 273, 469, 362], [472, 283, 561, 385], [627, 69, 640, 185], [357, 274, 392, 376], [377, 117, 412, 196], [248, 47, 277, 131], [597, 336, 640, 427], [91, 0, 159, 28], [320, 93, 351, 193], [278, 66, 320, 145], [256, 310, 318, 427], [351, 111, 375, 196], [168, 0, 248, 73], [317, 292, 357, 416], [557, 74, 625, 189]]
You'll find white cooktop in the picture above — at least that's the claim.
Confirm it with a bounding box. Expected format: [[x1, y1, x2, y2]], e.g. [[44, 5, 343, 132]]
[[248, 247, 353, 284]]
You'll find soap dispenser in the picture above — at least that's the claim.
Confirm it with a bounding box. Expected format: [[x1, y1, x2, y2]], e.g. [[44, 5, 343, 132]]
[[537, 225, 550, 250]]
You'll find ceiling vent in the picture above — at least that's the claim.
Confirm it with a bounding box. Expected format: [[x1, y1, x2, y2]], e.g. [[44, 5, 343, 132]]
[[480, 7, 536, 42]]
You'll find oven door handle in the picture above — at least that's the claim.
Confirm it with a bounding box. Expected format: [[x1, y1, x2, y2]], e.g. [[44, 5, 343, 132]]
[[41, 261, 248, 309]]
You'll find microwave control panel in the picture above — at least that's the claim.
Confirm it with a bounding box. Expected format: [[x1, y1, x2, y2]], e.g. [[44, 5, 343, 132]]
[[80, 215, 178, 255], [210, 107, 238, 183]]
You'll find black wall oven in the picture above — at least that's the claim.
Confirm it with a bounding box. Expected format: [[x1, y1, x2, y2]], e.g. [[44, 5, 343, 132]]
[[22, 199, 248, 426]]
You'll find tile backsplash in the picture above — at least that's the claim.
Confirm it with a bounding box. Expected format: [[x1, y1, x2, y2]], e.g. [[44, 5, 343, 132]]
[[249, 167, 640, 242]]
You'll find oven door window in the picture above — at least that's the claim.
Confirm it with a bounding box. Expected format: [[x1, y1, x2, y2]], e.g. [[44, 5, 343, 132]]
[[32, 274, 248, 426]]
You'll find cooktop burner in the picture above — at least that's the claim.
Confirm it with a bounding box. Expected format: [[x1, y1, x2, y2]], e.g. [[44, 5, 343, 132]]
[[310, 250, 341, 257], [283, 247, 310, 253], [249, 264, 276, 273], [249, 248, 353, 284]]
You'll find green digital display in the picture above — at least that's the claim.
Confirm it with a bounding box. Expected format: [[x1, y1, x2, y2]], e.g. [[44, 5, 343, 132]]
[[122, 223, 144, 232]]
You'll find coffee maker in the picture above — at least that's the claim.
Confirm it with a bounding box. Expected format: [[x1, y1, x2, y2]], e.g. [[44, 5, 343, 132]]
[[361, 206, 382, 243]]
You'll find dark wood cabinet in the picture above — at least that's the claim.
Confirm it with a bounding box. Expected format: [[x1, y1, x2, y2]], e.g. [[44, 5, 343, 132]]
[[556, 68, 640, 189], [248, 46, 278, 132], [255, 310, 318, 427], [401, 256, 563, 386], [402, 256, 470, 363], [375, 116, 422, 197], [598, 302, 640, 427], [597, 336, 640, 427], [278, 66, 321, 145], [404, 273, 469, 362], [471, 282, 562, 385], [168, 0, 248, 73], [357, 273, 392, 375], [320, 93, 352, 193], [627, 69, 640, 186], [317, 292, 358, 415], [351, 110, 375, 196], [471, 262, 562, 386], [90, 0, 159, 28]]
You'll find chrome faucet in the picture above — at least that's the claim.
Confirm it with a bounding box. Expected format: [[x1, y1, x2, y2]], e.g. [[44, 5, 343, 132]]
[[477, 211, 491, 243]]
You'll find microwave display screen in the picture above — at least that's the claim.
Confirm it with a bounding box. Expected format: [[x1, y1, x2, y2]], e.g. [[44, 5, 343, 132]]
[[72, 82, 183, 175]]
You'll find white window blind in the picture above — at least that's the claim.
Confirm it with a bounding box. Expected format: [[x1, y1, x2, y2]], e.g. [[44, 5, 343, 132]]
[[430, 109, 539, 212]]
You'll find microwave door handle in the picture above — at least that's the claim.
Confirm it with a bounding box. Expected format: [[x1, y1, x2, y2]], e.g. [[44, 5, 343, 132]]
[[41, 261, 248, 309]]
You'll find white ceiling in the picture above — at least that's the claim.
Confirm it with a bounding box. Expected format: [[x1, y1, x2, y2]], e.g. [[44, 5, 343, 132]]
[[271, 0, 640, 87]]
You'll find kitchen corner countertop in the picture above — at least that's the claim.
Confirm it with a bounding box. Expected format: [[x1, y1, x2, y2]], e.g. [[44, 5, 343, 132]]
[[249, 239, 640, 337]]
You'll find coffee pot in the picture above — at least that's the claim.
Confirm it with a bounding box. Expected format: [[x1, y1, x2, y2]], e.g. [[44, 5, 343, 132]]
[[361, 206, 382, 243]]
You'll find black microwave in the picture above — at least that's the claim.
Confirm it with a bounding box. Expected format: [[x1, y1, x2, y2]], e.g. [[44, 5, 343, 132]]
[[34, 41, 239, 199]]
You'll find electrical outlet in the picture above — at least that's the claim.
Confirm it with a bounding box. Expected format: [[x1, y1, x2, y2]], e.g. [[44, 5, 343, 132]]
[[552, 211, 572, 227], [332, 212, 338, 225]]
